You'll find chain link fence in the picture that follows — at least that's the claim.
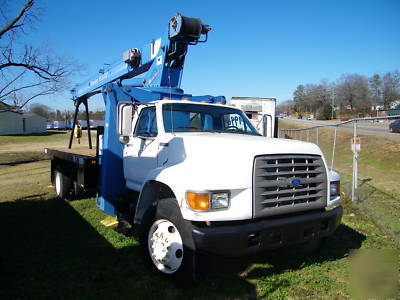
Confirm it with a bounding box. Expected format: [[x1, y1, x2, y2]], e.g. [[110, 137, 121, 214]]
[[279, 115, 400, 246]]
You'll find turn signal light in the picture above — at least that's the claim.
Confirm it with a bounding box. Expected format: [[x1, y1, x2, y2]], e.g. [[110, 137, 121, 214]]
[[186, 192, 210, 210]]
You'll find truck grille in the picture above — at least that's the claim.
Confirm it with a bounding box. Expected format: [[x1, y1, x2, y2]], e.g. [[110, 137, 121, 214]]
[[253, 154, 327, 218]]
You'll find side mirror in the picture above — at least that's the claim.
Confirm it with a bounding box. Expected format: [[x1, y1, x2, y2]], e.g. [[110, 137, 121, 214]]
[[261, 114, 275, 138], [117, 102, 134, 144]]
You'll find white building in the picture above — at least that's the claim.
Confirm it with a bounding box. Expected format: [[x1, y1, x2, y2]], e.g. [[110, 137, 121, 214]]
[[0, 110, 46, 135], [230, 97, 276, 137]]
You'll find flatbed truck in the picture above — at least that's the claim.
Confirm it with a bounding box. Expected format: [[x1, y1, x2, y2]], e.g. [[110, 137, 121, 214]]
[[45, 14, 342, 282]]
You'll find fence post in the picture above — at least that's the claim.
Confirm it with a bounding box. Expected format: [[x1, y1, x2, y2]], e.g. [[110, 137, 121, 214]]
[[331, 126, 337, 170], [351, 121, 358, 202], [316, 127, 319, 145]]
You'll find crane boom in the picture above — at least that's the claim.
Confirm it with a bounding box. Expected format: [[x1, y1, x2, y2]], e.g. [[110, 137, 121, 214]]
[[71, 13, 211, 101]]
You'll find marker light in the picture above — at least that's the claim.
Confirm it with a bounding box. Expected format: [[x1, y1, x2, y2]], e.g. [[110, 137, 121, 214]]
[[162, 97, 170, 100], [200, 100, 207, 103], [183, 98, 190, 101], [186, 192, 210, 210]]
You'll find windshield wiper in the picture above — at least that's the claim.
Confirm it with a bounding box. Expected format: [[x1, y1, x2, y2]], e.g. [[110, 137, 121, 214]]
[[174, 126, 200, 130]]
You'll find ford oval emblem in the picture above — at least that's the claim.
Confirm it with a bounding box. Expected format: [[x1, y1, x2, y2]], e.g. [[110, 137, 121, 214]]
[[291, 179, 302, 186]]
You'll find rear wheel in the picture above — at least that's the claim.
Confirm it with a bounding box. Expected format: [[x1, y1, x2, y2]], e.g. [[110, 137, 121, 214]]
[[55, 170, 72, 199], [73, 181, 84, 199]]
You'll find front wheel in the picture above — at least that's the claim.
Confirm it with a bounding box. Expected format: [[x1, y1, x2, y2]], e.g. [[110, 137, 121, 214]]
[[139, 198, 202, 283], [148, 219, 184, 274]]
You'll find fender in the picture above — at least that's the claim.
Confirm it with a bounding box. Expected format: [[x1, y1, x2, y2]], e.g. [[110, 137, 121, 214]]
[[133, 163, 183, 225]]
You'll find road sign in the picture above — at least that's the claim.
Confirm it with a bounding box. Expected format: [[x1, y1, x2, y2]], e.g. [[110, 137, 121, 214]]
[[351, 137, 361, 152]]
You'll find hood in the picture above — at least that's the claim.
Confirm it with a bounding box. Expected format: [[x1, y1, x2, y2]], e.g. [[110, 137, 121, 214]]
[[173, 132, 323, 158], [161, 132, 325, 190]]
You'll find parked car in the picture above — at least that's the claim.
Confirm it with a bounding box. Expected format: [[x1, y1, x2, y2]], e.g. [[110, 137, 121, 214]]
[[389, 120, 400, 133]]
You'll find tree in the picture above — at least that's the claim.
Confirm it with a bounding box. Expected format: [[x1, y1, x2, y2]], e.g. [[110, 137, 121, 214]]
[[335, 74, 370, 113], [369, 73, 383, 106], [317, 103, 335, 120], [292, 82, 332, 115], [293, 85, 306, 112], [28, 102, 52, 119], [382, 70, 400, 109], [276, 100, 294, 114], [0, 0, 79, 109]]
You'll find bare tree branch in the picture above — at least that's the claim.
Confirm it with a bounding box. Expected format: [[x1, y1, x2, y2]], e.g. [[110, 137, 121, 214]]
[[0, 68, 27, 95], [0, 0, 34, 38], [0, 1, 80, 109], [0, 81, 47, 100]]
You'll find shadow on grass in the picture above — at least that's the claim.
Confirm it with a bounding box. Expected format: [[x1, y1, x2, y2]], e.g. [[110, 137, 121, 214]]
[[0, 196, 145, 299], [0, 196, 365, 299], [0, 158, 49, 166], [2, 131, 68, 137], [203, 224, 365, 287]]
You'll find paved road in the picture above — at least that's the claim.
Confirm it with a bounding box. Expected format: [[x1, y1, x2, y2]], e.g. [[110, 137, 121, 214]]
[[282, 117, 400, 137]]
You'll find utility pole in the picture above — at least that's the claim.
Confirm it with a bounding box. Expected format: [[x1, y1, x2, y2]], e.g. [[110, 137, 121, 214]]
[[331, 88, 335, 120], [351, 121, 359, 202]]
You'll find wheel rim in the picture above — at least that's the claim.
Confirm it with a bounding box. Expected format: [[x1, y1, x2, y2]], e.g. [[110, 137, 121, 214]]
[[148, 219, 183, 274], [55, 172, 61, 196]]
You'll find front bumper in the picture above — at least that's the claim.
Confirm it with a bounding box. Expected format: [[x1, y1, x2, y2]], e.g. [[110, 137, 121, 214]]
[[192, 206, 343, 257]]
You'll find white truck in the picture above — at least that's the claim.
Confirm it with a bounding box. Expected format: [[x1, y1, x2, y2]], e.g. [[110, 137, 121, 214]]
[[45, 13, 342, 282], [119, 99, 342, 279]]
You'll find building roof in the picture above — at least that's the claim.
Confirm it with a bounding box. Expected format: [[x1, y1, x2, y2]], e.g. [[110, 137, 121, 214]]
[[0, 101, 21, 113], [231, 97, 276, 102]]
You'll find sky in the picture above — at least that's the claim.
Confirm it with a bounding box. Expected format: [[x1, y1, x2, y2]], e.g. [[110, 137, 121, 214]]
[[8, 0, 400, 111]]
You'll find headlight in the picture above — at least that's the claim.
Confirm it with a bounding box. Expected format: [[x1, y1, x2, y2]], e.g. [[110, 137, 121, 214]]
[[211, 192, 230, 209], [186, 191, 230, 211], [330, 181, 340, 197]]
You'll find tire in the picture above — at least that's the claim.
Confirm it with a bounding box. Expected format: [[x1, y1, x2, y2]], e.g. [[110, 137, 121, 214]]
[[55, 170, 73, 200], [73, 181, 84, 199], [138, 198, 202, 283]]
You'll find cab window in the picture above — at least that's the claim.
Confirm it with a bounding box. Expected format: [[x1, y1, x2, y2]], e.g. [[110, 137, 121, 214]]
[[134, 106, 158, 137]]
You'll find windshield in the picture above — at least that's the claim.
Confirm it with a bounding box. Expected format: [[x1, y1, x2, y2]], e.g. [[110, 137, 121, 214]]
[[162, 103, 260, 136]]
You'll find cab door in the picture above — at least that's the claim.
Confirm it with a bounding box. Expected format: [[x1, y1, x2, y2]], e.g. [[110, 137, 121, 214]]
[[124, 106, 159, 191]]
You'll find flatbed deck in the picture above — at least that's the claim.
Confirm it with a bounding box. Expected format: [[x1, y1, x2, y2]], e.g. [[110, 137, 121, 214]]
[[45, 147, 99, 198], [45, 148, 96, 160]]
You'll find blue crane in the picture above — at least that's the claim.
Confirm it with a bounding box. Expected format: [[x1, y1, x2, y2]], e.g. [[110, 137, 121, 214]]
[[68, 14, 225, 216]]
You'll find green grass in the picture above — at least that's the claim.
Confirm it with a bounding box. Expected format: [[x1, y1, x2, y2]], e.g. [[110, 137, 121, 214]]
[[0, 130, 68, 145], [1, 192, 398, 299], [0, 130, 95, 164], [0, 130, 398, 299]]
